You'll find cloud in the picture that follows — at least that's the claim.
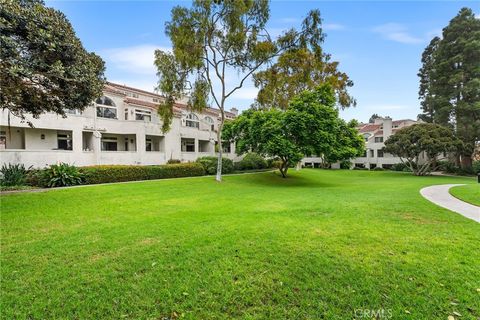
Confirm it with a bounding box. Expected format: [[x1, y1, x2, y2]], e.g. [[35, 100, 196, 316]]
[[323, 23, 346, 31], [372, 23, 423, 44], [103, 44, 171, 75]]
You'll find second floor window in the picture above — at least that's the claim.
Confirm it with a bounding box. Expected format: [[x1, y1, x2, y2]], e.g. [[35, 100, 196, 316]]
[[96, 96, 117, 119], [374, 136, 383, 143], [135, 109, 151, 121], [186, 113, 199, 128], [377, 150, 384, 157]]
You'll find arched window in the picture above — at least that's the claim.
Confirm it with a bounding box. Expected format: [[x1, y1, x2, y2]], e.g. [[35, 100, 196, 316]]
[[204, 116, 214, 124], [186, 113, 199, 128], [363, 133, 370, 142], [96, 96, 117, 119], [204, 116, 214, 130]]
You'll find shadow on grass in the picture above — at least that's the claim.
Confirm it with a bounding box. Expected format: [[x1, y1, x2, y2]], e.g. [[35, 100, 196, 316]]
[[233, 170, 337, 189]]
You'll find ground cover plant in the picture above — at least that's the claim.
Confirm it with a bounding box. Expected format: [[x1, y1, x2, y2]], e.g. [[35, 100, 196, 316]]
[[449, 184, 480, 206], [1, 170, 479, 319]]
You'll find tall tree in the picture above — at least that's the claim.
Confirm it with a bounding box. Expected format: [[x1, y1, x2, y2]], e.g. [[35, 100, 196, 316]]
[[0, 0, 105, 122], [155, 0, 324, 181], [252, 17, 355, 110], [368, 113, 381, 123], [417, 37, 440, 123], [418, 8, 480, 169], [223, 85, 364, 178]]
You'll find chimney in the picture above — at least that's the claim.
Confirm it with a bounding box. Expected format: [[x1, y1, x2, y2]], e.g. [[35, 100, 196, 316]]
[[230, 107, 238, 116], [383, 117, 392, 141]]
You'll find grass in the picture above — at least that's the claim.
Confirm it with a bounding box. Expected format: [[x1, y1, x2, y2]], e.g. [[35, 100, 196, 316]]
[[449, 184, 480, 206], [1, 169, 479, 319]]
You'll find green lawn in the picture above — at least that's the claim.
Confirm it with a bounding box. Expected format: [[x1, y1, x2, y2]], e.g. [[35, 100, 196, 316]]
[[1, 170, 479, 319], [449, 183, 480, 206]]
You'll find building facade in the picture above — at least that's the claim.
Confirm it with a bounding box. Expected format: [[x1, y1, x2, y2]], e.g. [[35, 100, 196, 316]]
[[302, 117, 418, 169], [0, 82, 238, 168]]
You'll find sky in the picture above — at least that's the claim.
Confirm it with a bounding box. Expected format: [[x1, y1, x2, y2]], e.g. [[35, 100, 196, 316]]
[[46, 0, 479, 123]]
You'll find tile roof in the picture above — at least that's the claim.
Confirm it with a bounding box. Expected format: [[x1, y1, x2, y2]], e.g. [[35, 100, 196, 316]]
[[358, 124, 381, 133]]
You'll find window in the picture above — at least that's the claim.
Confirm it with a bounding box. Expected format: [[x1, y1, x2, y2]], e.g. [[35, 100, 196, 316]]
[[64, 109, 79, 115], [374, 136, 383, 143], [135, 109, 151, 121], [0, 130, 5, 150], [222, 142, 231, 153], [377, 150, 384, 157], [362, 150, 367, 157], [181, 138, 195, 152], [96, 96, 117, 119], [370, 150, 374, 157], [146, 138, 152, 151], [57, 132, 72, 150], [132, 93, 139, 98], [186, 113, 199, 128], [204, 116, 214, 130], [363, 134, 370, 142], [153, 98, 159, 103], [101, 136, 117, 151]]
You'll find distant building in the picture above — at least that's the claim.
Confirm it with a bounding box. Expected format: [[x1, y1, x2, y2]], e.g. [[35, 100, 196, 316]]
[[354, 117, 417, 169], [302, 117, 418, 169], [0, 82, 239, 168]]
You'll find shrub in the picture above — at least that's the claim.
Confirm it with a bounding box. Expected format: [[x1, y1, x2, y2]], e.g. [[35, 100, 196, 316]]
[[373, 167, 384, 171], [234, 153, 268, 171], [167, 159, 181, 164], [0, 163, 29, 186], [473, 160, 480, 175], [41, 163, 84, 188], [196, 156, 234, 175], [391, 163, 408, 171], [80, 163, 205, 185], [339, 160, 352, 170], [353, 167, 368, 170]]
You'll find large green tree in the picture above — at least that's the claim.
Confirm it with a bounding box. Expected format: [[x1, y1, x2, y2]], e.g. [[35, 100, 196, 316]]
[[253, 38, 355, 110], [154, 0, 324, 181], [383, 123, 460, 176], [418, 8, 480, 169], [223, 85, 364, 178], [0, 0, 105, 123]]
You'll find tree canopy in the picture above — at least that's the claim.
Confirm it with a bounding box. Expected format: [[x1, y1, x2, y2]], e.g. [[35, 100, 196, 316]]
[[223, 84, 364, 177], [417, 7, 480, 169], [155, 1, 332, 181], [0, 0, 105, 122], [383, 123, 460, 176], [253, 36, 355, 110]]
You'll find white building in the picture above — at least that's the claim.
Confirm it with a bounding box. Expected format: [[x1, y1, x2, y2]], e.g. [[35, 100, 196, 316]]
[[354, 117, 417, 169], [0, 82, 238, 168], [302, 117, 418, 169]]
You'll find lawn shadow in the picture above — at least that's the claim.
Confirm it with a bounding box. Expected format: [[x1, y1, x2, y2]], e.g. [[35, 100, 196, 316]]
[[235, 170, 337, 189]]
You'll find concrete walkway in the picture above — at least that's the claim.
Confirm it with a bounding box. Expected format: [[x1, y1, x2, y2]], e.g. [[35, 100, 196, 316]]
[[420, 184, 480, 223]]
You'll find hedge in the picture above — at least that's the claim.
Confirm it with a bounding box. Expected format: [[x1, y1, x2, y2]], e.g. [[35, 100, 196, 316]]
[[196, 156, 234, 175], [234, 153, 268, 171], [79, 163, 205, 185]]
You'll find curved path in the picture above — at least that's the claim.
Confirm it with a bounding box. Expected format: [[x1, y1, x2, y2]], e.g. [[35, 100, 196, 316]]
[[420, 184, 480, 223]]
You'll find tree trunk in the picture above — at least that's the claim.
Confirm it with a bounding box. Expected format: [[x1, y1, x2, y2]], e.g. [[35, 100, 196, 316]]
[[460, 154, 472, 170], [279, 160, 288, 178], [216, 127, 223, 182], [215, 107, 225, 182]]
